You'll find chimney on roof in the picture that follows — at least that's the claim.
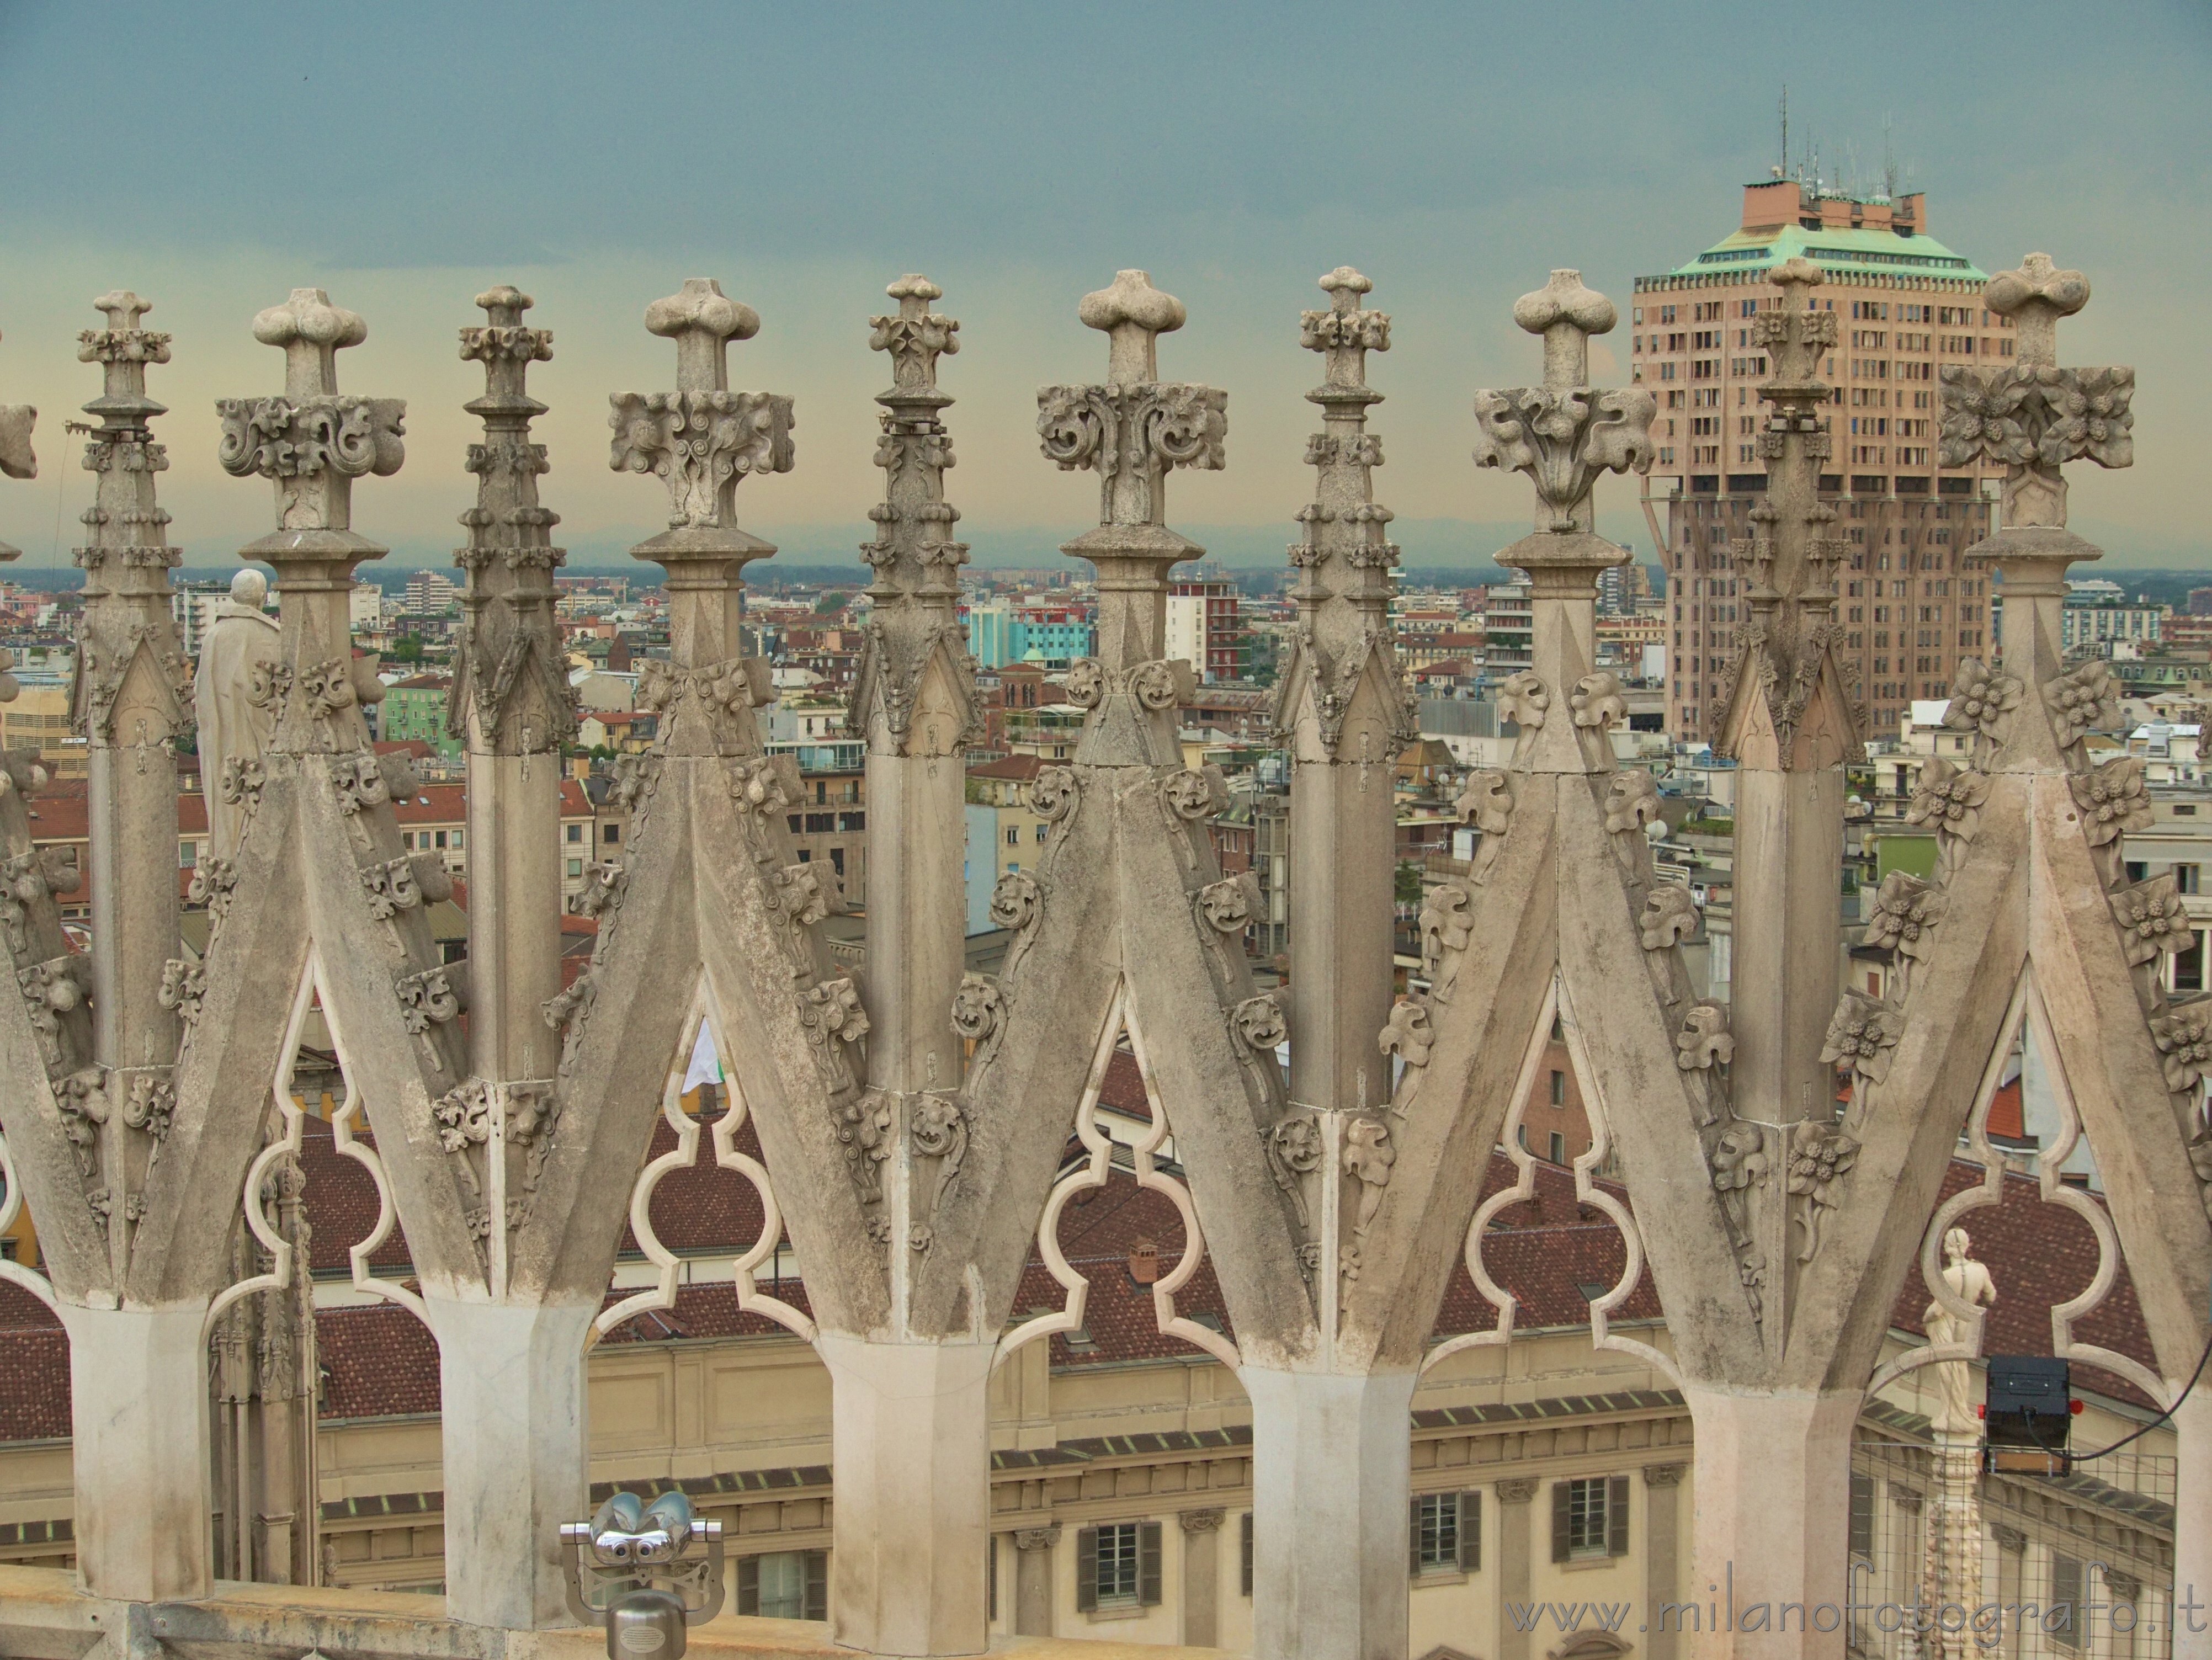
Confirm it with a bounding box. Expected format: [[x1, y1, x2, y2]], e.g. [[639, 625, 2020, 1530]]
[[1129, 1237, 1160, 1286]]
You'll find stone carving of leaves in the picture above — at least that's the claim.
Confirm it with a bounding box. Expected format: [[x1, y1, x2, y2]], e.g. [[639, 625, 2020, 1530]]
[[1062, 658, 1105, 709], [608, 391, 796, 529], [1232, 993, 1287, 1054], [1300, 306, 1391, 353], [1471, 386, 1656, 531], [1497, 671, 1549, 732], [434, 1079, 493, 1153], [1864, 871, 1948, 965], [988, 870, 1042, 932], [950, 973, 1004, 1044], [220, 757, 267, 813], [1196, 875, 1258, 933], [575, 862, 626, 919], [156, 957, 201, 1025], [1378, 998, 1433, 1068], [1134, 385, 1229, 474], [1941, 658, 2023, 743], [1820, 991, 1903, 1083], [1676, 1001, 1735, 1071], [2043, 659, 2117, 749], [1905, 757, 1990, 843], [2110, 874, 2190, 967], [1455, 770, 1514, 835], [2151, 997, 2212, 1094], [120, 1073, 173, 1142], [1939, 365, 2133, 471], [1129, 659, 1182, 711], [1639, 884, 1698, 951], [1160, 768, 1224, 822], [1035, 386, 1118, 473], [2070, 756, 2153, 848], [1603, 769, 1662, 834], [1570, 672, 1627, 731], [1028, 767, 1079, 823], [1418, 885, 1474, 987], [1785, 1120, 1859, 1263], [396, 966, 460, 1033], [909, 1093, 968, 1183], [1341, 1118, 1395, 1236]]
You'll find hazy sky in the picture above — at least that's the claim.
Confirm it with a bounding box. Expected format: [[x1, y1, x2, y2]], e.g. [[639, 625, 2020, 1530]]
[[2, 1, 2206, 574]]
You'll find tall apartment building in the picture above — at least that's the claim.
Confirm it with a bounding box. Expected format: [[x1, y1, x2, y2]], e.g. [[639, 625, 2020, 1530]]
[[1165, 578, 1243, 682], [1633, 178, 2012, 742]]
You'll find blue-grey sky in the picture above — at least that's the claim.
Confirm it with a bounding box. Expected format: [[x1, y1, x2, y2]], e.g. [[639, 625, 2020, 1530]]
[[2, 1, 2205, 573]]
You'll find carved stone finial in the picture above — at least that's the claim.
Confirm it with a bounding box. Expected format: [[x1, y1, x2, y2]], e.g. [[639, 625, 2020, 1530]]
[[91, 290, 153, 333], [1939, 251, 2128, 536], [609, 279, 793, 552], [850, 275, 978, 757], [1078, 269, 1187, 385], [1474, 273, 1651, 540], [643, 277, 761, 393], [1277, 267, 1412, 758], [1984, 252, 2089, 370], [1511, 268, 1616, 396], [218, 289, 404, 549], [1039, 272, 1225, 686], [251, 286, 369, 401], [453, 284, 571, 755], [871, 274, 959, 392]]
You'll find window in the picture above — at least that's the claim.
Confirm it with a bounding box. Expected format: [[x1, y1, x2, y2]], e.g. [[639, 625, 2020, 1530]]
[[566, 823, 583, 843], [736, 1550, 827, 1621], [2050, 1551, 2083, 1650], [1549, 1131, 1567, 1164], [179, 840, 196, 869], [1410, 1491, 1480, 1574], [1549, 1070, 1566, 1106], [2177, 864, 2200, 896], [566, 859, 583, 877], [434, 830, 449, 849], [1007, 827, 1020, 847], [1075, 1521, 1162, 1611], [603, 823, 620, 844], [1241, 1513, 1253, 1596], [1551, 1476, 1629, 1561]]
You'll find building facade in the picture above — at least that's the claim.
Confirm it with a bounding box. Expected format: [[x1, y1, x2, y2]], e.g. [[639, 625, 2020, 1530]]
[[1634, 180, 2009, 741], [1165, 581, 1243, 683]]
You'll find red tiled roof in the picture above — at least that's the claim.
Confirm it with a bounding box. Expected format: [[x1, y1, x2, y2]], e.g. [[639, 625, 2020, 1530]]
[[0, 1151, 2171, 1436], [967, 755, 1043, 781]]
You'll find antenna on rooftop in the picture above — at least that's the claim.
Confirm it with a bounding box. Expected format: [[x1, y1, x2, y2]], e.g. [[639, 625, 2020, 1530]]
[[1883, 115, 1897, 201], [1778, 85, 1789, 181]]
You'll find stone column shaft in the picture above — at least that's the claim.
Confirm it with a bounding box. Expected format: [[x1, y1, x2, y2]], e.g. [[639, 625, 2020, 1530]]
[[426, 1295, 596, 1629], [2174, 1391, 2212, 1660], [56, 1303, 211, 1601], [1244, 1364, 1416, 1660], [1680, 1385, 1858, 1660], [831, 278, 991, 1655], [820, 1333, 995, 1655]]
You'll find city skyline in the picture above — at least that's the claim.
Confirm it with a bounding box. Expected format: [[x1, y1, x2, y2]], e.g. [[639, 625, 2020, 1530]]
[[0, 1, 2204, 569]]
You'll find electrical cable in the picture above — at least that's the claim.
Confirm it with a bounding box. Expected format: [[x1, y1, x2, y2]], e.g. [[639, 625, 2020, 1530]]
[[2012, 1327, 2212, 1464]]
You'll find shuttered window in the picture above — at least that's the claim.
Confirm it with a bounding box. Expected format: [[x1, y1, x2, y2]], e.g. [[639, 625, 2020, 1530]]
[[1552, 1477, 1630, 1562], [1076, 1522, 1163, 1611], [2051, 1552, 2083, 1650], [1409, 1492, 1482, 1574]]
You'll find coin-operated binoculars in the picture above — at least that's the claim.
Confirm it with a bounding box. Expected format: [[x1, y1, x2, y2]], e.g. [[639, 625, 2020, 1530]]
[[561, 1489, 727, 1659]]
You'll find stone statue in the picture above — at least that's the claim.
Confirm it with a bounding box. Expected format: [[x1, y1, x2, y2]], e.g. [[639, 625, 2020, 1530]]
[[1922, 1226, 1997, 1433], [194, 569, 281, 860]]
